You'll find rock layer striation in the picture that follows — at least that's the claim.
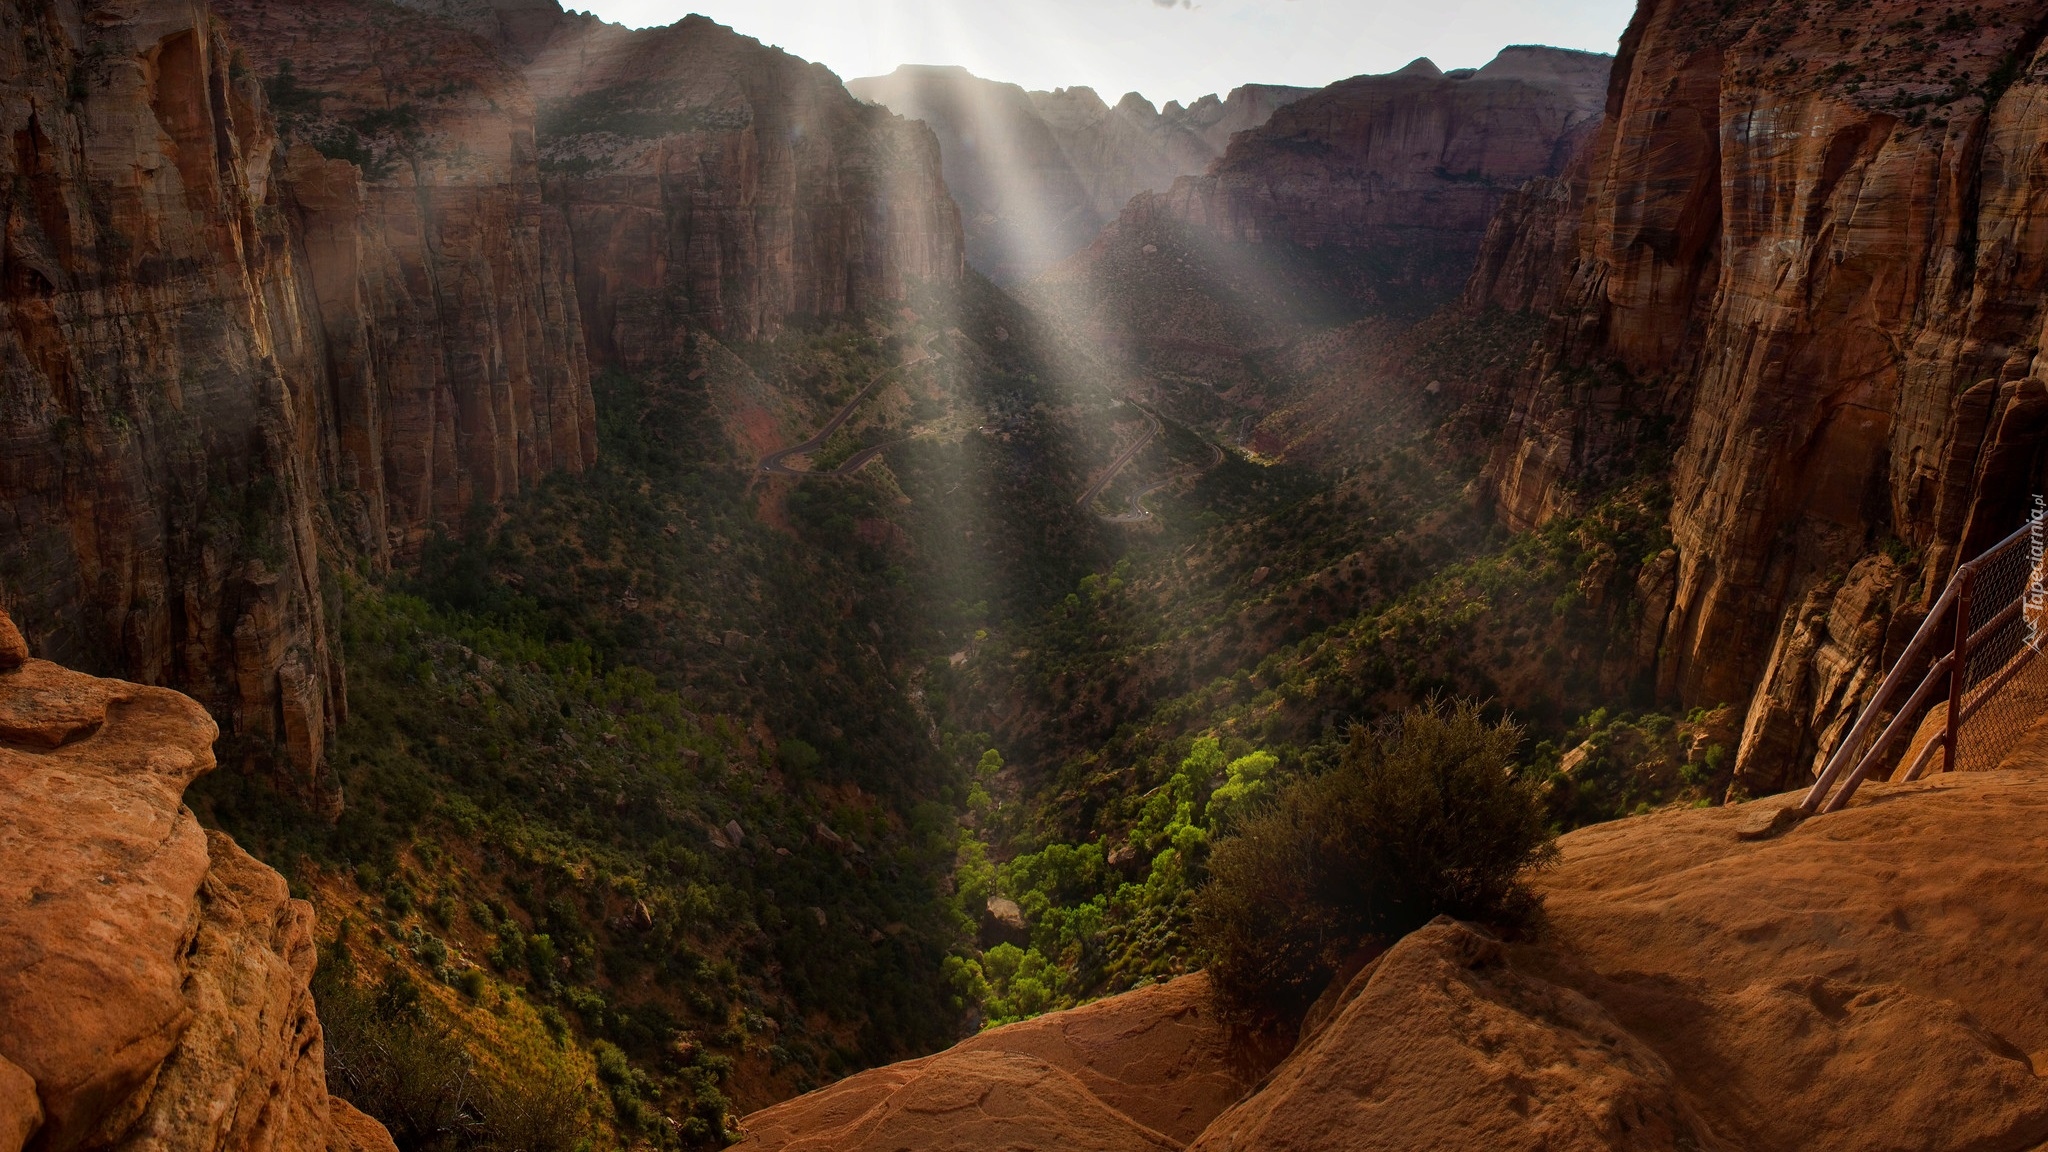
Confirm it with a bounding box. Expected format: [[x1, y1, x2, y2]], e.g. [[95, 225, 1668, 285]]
[[1468, 0, 2048, 792]]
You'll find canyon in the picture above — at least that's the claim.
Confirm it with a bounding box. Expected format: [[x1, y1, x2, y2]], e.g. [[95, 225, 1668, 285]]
[[847, 66, 1309, 283], [7, 0, 2048, 1145]]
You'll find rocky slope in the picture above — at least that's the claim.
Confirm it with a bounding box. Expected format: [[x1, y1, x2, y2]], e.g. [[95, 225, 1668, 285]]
[[0, 0, 965, 808], [0, 609, 394, 1152], [739, 765, 2048, 1151], [848, 66, 1307, 282], [1465, 0, 2048, 794]]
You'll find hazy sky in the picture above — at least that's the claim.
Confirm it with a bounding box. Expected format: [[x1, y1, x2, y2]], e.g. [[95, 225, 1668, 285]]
[[571, 0, 1637, 106]]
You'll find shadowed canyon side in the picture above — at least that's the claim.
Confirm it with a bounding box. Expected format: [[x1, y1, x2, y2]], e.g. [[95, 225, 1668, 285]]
[[846, 65, 1309, 283], [0, 0, 346, 808], [1030, 47, 1611, 413], [518, 11, 964, 360], [0, 609, 397, 1152], [741, 767, 2048, 1152], [1465, 0, 2048, 794], [0, 0, 965, 808]]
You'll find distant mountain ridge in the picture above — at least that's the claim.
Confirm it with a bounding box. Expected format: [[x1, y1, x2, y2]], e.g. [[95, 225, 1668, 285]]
[[848, 65, 1312, 282]]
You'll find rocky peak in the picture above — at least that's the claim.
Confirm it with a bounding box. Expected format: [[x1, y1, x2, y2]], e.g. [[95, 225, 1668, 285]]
[[851, 65, 1306, 282]]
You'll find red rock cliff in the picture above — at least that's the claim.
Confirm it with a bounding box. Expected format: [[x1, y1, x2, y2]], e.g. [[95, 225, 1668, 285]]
[[0, 0, 967, 806], [1152, 47, 1611, 292], [212, 0, 597, 563], [0, 0, 344, 806], [523, 12, 964, 361], [1471, 0, 2048, 793]]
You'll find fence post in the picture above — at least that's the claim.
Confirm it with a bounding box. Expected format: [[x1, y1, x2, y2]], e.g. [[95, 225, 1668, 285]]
[[1945, 567, 1974, 773]]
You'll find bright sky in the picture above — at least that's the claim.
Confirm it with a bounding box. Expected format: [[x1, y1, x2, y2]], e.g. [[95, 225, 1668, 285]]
[[570, 0, 1637, 106]]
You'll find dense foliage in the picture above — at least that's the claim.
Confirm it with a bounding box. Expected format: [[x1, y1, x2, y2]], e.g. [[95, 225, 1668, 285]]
[[1193, 701, 1557, 1017]]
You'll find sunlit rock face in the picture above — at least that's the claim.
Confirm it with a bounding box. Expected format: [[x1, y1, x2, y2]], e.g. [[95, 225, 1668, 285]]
[[1468, 0, 2048, 793], [848, 65, 1309, 283], [524, 14, 964, 359], [0, 609, 395, 1152]]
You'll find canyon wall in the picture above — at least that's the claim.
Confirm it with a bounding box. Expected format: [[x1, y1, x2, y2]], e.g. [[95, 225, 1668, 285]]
[[0, 611, 394, 1152], [525, 14, 964, 362], [1470, 0, 2048, 792], [0, 0, 964, 806], [1151, 47, 1611, 295], [848, 65, 1306, 283], [0, 0, 345, 805]]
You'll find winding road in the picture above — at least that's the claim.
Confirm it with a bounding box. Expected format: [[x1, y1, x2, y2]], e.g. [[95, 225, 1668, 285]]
[[757, 336, 937, 477], [1077, 402, 1226, 523], [1100, 439, 1226, 523], [1075, 404, 1161, 509]]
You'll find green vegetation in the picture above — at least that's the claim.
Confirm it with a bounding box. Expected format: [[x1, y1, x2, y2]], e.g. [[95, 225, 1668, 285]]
[[1194, 701, 1556, 1018]]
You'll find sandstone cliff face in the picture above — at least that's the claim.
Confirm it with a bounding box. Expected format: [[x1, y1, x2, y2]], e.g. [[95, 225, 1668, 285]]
[[213, 0, 597, 563], [0, 0, 343, 805], [0, 610, 394, 1152], [525, 14, 964, 360], [743, 768, 2048, 1151], [1470, 0, 2048, 792], [0, 0, 965, 804], [1150, 48, 1610, 294], [849, 66, 1306, 283]]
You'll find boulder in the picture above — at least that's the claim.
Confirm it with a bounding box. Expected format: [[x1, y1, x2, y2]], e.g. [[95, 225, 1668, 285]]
[[0, 655, 393, 1152]]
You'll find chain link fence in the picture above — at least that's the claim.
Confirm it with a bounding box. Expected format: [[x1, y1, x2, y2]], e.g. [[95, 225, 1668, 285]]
[[1804, 513, 2048, 814]]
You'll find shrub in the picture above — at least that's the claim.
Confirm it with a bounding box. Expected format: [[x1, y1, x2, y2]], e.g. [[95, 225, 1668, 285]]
[[1193, 699, 1556, 1018]]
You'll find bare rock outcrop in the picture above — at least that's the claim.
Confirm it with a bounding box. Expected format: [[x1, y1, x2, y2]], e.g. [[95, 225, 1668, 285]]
[[0, 608, 390, 1152], [746, 767, 2048, 1151], [740, 973, 1279, 1151]]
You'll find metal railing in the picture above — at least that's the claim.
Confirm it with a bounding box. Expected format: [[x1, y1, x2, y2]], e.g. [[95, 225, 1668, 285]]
[[1802, 515, 2048, 814]]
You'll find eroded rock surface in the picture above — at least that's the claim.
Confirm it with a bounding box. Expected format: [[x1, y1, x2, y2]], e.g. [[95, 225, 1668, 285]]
[[740, 973, 1277, 1151], [746, 769, 2048, 1152], [0, 610, 387, 1152]]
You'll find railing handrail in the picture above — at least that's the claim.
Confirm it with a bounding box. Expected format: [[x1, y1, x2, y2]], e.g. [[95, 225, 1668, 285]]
[[1801, 516, 2044, 814]]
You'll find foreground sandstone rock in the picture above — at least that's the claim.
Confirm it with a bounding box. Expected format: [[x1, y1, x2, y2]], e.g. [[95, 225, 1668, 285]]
[[740, 973, 1279, 1151], [743, 770, 2048, 1151], [0, 612, 391, 1152]]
